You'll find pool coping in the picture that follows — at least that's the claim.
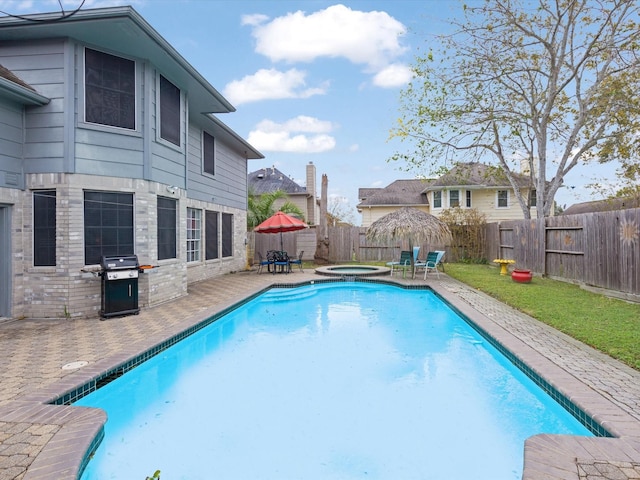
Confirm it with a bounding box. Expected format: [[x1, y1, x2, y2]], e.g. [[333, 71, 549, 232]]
[[6, 274, 640, 480]]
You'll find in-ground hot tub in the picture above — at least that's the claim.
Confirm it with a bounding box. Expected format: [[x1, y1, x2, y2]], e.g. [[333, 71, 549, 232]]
[[314, 265, 390, 277]]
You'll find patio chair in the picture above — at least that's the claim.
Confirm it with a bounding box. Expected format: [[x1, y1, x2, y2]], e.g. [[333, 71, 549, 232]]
[[390, 250, 413, 278], [256, 252, 272, 274], [289, 251, 304, 272], [414, 251, 445, 279]]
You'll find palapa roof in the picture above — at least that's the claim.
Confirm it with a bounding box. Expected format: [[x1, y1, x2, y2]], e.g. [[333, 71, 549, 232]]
[[366, 206, 452, 246], [248, 166, 308, 196], [357, 179, 431, 207]]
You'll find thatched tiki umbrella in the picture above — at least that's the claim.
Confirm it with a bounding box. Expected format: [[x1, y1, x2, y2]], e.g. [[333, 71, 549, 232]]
[[366, 207, 452, 266]]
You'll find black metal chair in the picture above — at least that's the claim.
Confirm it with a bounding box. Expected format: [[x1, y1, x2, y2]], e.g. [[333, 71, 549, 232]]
[[256, 252, 271, 274], [289, 251, 304, 272], [272, 251, 290, 274]]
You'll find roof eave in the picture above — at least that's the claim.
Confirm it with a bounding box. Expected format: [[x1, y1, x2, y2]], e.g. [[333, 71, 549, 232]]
[[0, 76, 50, 105]]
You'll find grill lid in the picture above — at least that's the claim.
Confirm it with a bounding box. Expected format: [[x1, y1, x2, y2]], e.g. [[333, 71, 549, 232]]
[[100, 255, 139, 270]]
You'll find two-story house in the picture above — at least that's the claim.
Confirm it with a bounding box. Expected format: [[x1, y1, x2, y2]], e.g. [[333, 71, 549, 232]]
[[248, 162, 320, 225], [358, 162, 537, 227], [0, 7, 263, 320]]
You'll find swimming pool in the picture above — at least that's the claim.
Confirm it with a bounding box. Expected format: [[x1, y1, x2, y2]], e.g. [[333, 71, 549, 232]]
[[75, 282, 593, 479]]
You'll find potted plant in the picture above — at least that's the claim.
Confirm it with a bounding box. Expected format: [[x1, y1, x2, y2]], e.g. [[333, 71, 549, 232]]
[[511, 269, 533, 283]]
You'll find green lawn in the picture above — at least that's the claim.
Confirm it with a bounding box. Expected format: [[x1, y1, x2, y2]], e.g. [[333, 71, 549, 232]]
[[444, 263, 640, 371]]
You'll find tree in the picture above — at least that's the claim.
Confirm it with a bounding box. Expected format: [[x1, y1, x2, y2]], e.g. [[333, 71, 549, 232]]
[[390, 0, 640, 219], [327, 196, 356, 226], [247, 188, 304, 229]]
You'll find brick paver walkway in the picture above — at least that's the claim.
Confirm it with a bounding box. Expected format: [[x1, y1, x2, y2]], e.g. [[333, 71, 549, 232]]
[[0, 269, 639, 479]]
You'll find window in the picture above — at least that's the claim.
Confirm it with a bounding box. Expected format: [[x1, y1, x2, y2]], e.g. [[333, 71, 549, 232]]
[[205, 210, 219, 260], [497, 190, 509, 208], [449, 190, 460, 207], [157, 197, 177, 260], [203, 131, 215, 175], [160, 75, 181, 146], [433, 191, 442, 208], [33, 190, 56, 266], [85, 48, 135, 129], [466, 190, 472, 208], [530, 189, 537, 207], [222, 213, 233, 258], [187, 208, 201, 262], [84, 192, 134, 265]]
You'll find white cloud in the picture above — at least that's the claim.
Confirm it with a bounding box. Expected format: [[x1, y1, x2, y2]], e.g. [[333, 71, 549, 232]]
[[372, 63, 413, 88], [223, 68, 328, 105], [241, 13, 269, 26], [249, 4, 407, 71], [248, 115, 337, 153]]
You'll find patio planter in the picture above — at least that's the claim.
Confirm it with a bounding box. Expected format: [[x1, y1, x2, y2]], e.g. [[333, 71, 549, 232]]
[[511, 269, 533, 283]]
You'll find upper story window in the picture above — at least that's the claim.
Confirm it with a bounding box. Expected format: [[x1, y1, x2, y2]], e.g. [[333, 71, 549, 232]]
[[203, 131, 215, 175], [449, 190, 460, 207], [465, 190, 472, 208], [497, 190, 509, 208], [530, 189, 537, 207], [433, 191, 442, 208], [160, 75, 181, 146], [85, 48, 135, 129]]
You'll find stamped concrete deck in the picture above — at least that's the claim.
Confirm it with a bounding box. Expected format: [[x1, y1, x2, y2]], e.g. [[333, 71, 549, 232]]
[[1, 269, 639, 480]]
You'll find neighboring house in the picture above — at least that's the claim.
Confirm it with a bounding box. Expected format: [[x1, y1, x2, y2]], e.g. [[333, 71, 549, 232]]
[[357, 179, 431, 227], [562, 196, 640, 215], [0, 7, 263, 319], [248, 162, 320, 225], [357, 162, 538, 227]]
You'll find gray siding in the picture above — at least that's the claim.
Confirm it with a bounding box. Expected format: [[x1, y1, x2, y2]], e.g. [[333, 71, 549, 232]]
[[0, 99, 24, 188], [186, 123, 248, 210], [0, 40, 67, 174]]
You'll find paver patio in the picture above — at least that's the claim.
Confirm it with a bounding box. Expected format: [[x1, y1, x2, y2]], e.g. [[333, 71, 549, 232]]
[[0, 269, 639, 480]]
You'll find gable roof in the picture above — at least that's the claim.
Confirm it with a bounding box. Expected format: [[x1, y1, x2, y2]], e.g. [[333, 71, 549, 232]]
[[426, 162, 532, 189], [248, 167, 307, 196], [357, 179, 431, 207]]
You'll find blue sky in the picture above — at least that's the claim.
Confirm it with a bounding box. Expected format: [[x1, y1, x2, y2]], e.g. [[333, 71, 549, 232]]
[[2, 0, 615, 223]]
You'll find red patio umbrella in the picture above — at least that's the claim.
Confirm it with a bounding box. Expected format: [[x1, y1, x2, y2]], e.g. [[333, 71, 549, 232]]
[[254, 211, 308, 251]]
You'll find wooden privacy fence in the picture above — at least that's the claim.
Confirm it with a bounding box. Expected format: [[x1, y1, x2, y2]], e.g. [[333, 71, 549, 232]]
[[485, 207, 640, 298], [250, 207, 639, 299]]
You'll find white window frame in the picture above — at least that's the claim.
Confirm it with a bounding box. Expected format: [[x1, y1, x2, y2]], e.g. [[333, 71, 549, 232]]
[[497, 190, 509, 208], [187, 208, 202, 263], [449, 190, 460, 208], [465, 190, 472, 208], [81, 47, 140, 134], [433, 191, 442, 209]]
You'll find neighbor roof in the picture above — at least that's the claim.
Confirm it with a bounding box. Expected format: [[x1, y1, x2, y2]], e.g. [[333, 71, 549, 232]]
[[425, 162, 531, 189], [248, 167, 308, 196], [562, 196, 640, 215], [357, 179, 431, 207]]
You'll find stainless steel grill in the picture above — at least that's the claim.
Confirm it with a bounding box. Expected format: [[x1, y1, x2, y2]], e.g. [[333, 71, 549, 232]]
[[100, 255, 140, 319]]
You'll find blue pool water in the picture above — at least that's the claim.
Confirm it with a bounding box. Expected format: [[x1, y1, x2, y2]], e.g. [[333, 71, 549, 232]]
[[76, 283, 592, 480]]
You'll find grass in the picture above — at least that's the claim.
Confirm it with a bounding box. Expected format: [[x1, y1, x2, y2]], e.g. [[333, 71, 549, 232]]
[[444, 263, 640, 371]]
